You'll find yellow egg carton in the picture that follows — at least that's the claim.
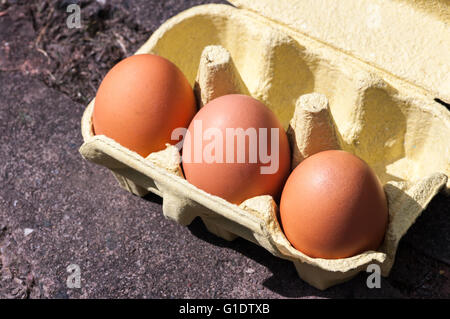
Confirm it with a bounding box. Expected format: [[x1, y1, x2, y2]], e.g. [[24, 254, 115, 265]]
[[79, 1, 450, 290]]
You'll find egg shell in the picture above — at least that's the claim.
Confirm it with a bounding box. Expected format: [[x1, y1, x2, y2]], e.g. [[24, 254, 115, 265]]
[[182, 94, 291, 205], [92, 54, 196, 157], [280, 150, 389, 259]]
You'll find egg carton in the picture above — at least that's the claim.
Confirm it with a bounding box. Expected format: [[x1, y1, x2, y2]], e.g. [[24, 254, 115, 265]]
[[79, 2, 450, 290]]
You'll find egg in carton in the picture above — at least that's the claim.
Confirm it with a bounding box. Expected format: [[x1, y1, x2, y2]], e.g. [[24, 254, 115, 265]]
[[79, 2, 450, 290]]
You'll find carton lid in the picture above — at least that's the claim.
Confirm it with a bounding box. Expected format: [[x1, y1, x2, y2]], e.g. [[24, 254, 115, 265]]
[[228, 0, 450, 103]]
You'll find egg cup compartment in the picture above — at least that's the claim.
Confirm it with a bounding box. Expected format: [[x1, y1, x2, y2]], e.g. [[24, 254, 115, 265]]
[[79, 4, 450, 290]]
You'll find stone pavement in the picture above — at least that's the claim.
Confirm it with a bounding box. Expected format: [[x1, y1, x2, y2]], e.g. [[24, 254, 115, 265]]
[[0, 0, 448, 298]]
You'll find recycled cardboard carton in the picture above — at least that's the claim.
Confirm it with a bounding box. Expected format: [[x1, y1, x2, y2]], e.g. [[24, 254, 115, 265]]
[[80, 1, 450, 290]]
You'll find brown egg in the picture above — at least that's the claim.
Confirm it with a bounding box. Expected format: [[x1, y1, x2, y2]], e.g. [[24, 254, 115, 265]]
[[92, 54, 196, 157], [182, 94, 291, 205], [280, 150, 388, 259]]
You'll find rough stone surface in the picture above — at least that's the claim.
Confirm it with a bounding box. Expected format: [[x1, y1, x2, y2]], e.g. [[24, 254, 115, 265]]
[[0, 0, 449, 298]]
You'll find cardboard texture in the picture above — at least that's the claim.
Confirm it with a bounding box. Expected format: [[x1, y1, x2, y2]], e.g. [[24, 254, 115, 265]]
[[79, 3, 450, 290]]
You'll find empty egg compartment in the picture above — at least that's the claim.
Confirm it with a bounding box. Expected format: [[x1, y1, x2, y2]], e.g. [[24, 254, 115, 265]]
[[79, 4, 449, 290]]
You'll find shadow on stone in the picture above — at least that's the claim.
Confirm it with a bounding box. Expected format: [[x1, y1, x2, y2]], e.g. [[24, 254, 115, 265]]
[[186, 217, 374, 297], [185, 186, 448, 297], [142, 191, 163, 205]]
